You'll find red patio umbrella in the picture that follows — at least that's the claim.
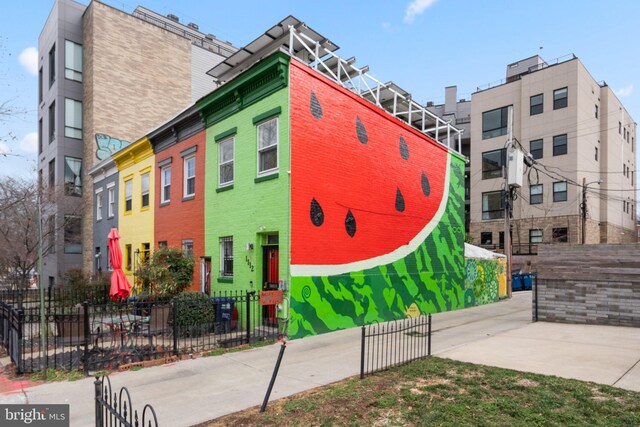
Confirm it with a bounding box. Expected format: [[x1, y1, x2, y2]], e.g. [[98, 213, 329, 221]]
[[108, 228, 132, 301]]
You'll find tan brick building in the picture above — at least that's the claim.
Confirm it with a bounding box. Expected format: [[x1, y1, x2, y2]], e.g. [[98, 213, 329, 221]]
[[38, 0, 235, 283], [469, 55, 637, 251]]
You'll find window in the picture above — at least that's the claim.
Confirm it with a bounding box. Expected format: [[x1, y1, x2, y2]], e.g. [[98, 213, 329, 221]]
[[141, 243, 150, 263], [529, 229, 543, 243], [619, 122, 622, 134], [218, 138, 234, 187], [530, 94, 543, 115], [482, 106, 509, 139], [182, 239, 194, 257], [48, 101, 55, 142], [258, 118, 278, 174], [552, 227, 568, 243], [64, 98, 82, 139], [595, 146, 598, 161], [64, 40, 82, 82], [38, 67, 43, 104], [553, 181, 567, 202], [48, 158, 55, 188], [480, 232, 493, 246], [125, 244, 132, 272], [482, 191, 504, 220], [107, 186, 115, 218], [63, 215, 81, 254], [183, 155, 195, 197], [64, 156, 82, 196], [530, 139, 543, 160], [95, 247, 101, 272], [553, 134, 567, 156], [96, 191, 103, 221], [141, 172, 150, 208], [124, 180, 132, 212], [158, 241, 167, 248], [482, 149, 505, 180], [595, 104, 598, 118], [530, 184, 543, 204], [220, 236, 233, 277], [553, 87, 567, 109], [161, 166, 171, 203], [48, 215, 56, 253], [624, 128, 627, 140], [499, 231, 504, 249], [48, 44, 55, 87], [38, 119, 43, 154]]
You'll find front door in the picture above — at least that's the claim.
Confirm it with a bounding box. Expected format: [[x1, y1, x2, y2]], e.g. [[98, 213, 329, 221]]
[[201, 257, 211, 296], [263, 246, 279, 326]]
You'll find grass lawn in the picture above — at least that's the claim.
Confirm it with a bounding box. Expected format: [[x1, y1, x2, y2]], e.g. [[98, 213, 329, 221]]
[[201, 357, 640, 426]]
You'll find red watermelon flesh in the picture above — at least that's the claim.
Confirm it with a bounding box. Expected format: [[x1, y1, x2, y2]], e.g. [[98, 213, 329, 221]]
[[290, 62, 449, 273]]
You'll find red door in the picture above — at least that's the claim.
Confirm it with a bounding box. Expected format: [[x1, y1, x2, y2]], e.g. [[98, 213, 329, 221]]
[[263, 247, 279, 325]]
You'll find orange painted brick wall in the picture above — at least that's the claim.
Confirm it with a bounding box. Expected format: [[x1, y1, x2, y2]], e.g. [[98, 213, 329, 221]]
[[154, 131, 206, 291]]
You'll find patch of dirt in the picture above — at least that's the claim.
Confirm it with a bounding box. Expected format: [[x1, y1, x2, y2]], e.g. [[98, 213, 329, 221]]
[[372, 410, 404, 426], [461, 370, 485, 379], [590, 396, 609, 402], [516, 379, 539, 388]]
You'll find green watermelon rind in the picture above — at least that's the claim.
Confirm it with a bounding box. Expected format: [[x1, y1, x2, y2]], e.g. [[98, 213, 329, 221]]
[[290, 151, 451, 277]]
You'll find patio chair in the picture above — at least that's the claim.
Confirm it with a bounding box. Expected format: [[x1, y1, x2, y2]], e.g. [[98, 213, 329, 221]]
[[55, 313, 90, 347]]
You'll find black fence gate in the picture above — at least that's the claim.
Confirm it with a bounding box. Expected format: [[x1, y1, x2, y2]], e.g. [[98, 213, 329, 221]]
[[94, 374, 158, 427], [0, 301, 23, 373], [360, 314, 431, 379]]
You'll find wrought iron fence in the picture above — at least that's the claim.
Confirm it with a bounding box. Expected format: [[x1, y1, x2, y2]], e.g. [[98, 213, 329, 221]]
[[95, 374, 158, 427], [0, 290, 278, 374], [0, 284, 110, 308], [360, 315, 431, 379]]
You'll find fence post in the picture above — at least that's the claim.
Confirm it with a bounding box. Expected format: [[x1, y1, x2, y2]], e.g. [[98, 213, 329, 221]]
[[94, 376, 103, 427], [534, 274, 539, 322], [245, 291, 252, 344], [172, 300, 178, 356], [83, 300, 90, 375], [427, 314, 432, 356], [16, 308, 23, 374], [360, 325, 366, 379]]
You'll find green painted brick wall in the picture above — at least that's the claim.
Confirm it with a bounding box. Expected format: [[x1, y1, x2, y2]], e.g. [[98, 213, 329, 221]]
[[204, 87, 290, 293]]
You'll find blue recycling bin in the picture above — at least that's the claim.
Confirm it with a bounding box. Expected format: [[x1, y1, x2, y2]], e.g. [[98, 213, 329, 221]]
[[511, 273, 524, 291], [212, 297, 234, 333], [523, 272, 537, 290]]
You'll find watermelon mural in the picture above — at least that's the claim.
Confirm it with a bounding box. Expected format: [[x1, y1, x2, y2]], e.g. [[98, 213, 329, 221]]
[[288, 61, 466, 339]]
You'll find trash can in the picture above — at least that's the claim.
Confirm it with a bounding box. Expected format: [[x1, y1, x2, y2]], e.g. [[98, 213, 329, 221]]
[[511, 273, 524, 292], [212, 297, 234, 334], [523, 272, 537, 291]]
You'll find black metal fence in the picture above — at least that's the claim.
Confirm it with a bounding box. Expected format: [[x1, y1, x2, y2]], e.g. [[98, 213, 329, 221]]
[[360, 315, 431, 379], [0, 284, 110, 309], [95, 374, 158, 427], [0, 290, 278, 374]]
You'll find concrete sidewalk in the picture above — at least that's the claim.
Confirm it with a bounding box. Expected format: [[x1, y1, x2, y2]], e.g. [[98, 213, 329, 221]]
[[1, 291, 639, 426]]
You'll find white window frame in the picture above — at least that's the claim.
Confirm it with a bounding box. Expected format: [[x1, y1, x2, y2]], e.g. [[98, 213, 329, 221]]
[[64, 40, 82, 82], [95, 188, 103, 221], [64, 98, 82, 139], [141, 172, 150, 208], [218, 137, 234, 187], [257, 117, 279, 176], [107, 185, 115, 218], [219, 236, 233, 277], [124, 179, 132, 212], [183, 155, 196, 198], [161, 165, 171, 203]]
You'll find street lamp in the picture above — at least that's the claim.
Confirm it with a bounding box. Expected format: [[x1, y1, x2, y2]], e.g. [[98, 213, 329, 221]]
[[581, 178, 603, 244]]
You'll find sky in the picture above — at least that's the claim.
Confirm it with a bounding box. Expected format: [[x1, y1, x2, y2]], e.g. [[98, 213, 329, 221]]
[[0, 0, 639, 180]]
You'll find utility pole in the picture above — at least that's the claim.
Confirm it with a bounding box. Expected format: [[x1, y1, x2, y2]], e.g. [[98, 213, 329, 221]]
[[581, 177, 587, 245], [505, 106, 513, 299]]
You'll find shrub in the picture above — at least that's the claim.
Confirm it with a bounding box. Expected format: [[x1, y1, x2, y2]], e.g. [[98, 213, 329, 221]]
[[136, 247, 194, 298], [173, 292, 214, 337]]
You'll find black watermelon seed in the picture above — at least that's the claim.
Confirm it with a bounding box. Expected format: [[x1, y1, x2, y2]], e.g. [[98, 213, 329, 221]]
[[356, 117, 368, 144], [395, 187, 405, 212], [310, 198, 324, 226], [310, 91, 323, 119], [421, 172, 431, 196], [345, 209, 356, 237], [399, 136, 409, 160]]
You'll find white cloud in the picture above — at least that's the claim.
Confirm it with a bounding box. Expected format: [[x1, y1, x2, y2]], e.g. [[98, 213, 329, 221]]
[[20, 132, 38, 153], [404, 0, 438, 24], [0, 142, 10, 156], [617, 84, 634, 97], [19, 47, 38, 76]]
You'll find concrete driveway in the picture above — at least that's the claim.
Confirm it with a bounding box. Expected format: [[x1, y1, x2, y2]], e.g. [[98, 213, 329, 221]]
[[1, 291, 638, 426]]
